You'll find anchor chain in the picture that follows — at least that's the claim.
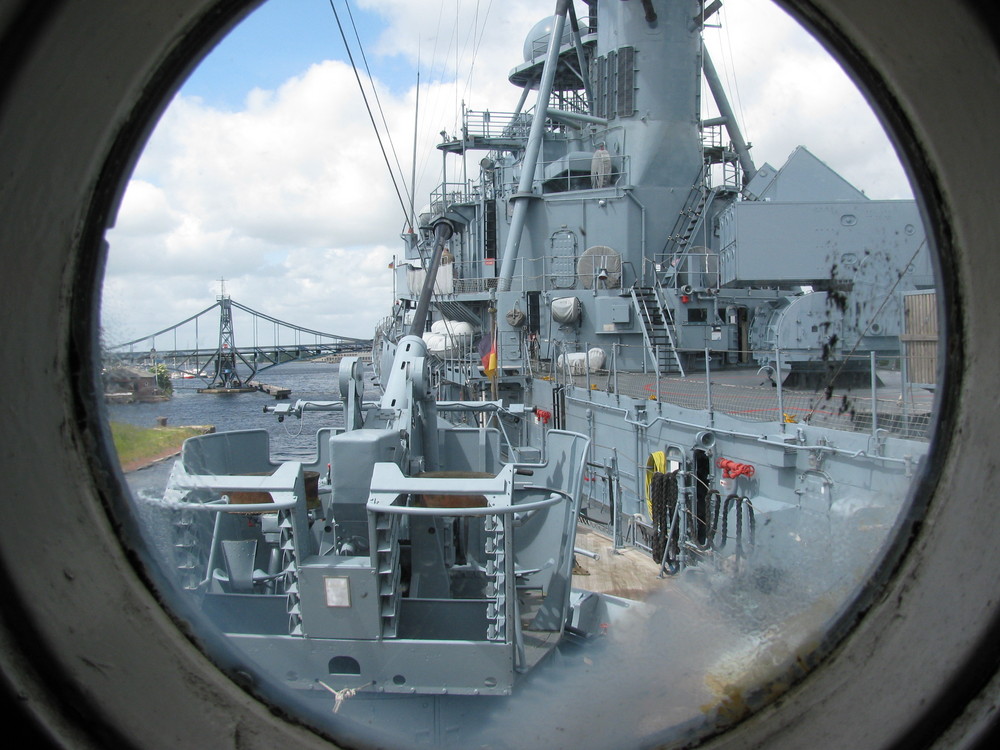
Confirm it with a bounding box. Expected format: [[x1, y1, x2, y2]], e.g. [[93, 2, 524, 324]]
[[716, 494, 756, 560], [692, 488, 722, 552]]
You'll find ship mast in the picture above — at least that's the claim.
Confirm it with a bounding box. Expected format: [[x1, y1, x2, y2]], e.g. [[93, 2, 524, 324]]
[[496, 0, 572, 292]]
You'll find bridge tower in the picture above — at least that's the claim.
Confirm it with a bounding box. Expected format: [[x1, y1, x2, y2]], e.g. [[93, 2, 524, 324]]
[[203, 294, 257, 390]]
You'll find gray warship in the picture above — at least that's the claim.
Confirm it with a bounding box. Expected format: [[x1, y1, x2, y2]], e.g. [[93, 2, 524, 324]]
[[158, 1, 934, 746]]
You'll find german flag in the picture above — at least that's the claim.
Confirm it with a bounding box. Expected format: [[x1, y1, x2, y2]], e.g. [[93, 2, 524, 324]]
[[478, 333, 497, 378]]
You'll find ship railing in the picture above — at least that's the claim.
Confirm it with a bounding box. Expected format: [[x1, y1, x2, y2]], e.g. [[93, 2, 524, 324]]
[[530, 342, 935, 441], [540, 253, 637, 293], [524, 32, 558, 64], [423, 337, 479, 392], [423, 252, 641, 297], [519, 98, 595, 136], [433, 260, 501, 295], [701, 123, 742, 191], [498, 154, 630, 196], [551, 345, 935, 554], [712, 156, 742, 192], [465, 102, 585, 138], [397, 258, 520, 296], [426, 181, 483, 211], [400, 254, 588, 298], [462, 109, 532, 141], [417, 177, 497, 225], [418, 253, 641, 296], [702, 123, 727, 150], [400, 250, 641, 298], [424, 333, 934, 442], [547, 89, 591, 117], [655, 249, 720, 290]]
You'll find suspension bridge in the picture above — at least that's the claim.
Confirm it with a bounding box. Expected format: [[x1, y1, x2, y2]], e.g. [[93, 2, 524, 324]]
[[106, 295, 372, 390]]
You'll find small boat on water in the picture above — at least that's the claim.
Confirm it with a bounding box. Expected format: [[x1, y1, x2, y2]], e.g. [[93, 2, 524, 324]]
[[156, 1, 934, 747]]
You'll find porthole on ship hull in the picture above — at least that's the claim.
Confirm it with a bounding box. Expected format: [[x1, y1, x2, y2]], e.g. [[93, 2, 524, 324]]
[[0, 2, 997, 750]]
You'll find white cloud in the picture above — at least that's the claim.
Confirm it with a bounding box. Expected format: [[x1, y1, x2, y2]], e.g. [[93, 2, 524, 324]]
[[705, 0, 911, 198], [102, 0, 912, 350], [109, 180, 180, 236], [104, 59, 413, 343]]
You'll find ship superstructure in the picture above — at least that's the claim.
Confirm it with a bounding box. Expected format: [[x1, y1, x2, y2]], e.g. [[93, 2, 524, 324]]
[[384, 0, 931, 391]]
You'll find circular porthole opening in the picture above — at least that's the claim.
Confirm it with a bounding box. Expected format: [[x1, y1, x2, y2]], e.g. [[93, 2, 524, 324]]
[[3, 1, 972, 750], [102, 4, 938, 747]]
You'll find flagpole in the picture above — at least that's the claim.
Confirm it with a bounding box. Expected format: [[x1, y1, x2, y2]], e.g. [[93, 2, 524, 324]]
[[490, 304, 498, 401]]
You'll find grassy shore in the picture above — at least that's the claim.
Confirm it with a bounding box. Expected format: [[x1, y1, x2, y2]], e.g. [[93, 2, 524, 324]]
[[110, 422, 213, 472]]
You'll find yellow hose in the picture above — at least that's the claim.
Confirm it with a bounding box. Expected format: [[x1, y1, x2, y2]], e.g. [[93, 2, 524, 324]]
[[645, 450, 667, 517]]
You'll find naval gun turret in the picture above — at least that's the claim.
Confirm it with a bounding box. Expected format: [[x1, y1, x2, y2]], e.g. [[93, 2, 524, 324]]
[[161, 166, 605, 700]]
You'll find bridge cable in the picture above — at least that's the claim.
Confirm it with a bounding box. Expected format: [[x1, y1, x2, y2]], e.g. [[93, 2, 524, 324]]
[[230, 300, 368, 343], [111, 302, 220, 349]]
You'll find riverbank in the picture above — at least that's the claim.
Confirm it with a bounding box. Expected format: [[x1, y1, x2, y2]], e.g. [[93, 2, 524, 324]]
[[110, 422, 214, 473]]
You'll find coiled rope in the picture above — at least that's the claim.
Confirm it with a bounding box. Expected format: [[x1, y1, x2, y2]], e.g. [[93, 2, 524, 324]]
[[649, 470, 680, 574]]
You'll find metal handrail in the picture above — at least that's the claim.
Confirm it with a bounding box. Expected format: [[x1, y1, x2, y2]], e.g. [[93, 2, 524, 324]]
[[650, 277, 686, 377], [367, 489, 568, 517], [629, 286, 661, 380]]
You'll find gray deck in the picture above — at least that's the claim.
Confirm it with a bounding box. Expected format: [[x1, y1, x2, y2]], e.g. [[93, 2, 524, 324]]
[[572, 525, 664, 600]]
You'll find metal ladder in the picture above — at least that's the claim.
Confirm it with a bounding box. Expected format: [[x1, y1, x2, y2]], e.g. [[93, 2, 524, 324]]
[[374, 513, 402, 637], [366, 463, 520, 646], [280, 510, 304, 635], [484, 513, 508, 642], [662, 178, 719, 271], [630, 286, 685, 377], [172, 509, 200, 591]]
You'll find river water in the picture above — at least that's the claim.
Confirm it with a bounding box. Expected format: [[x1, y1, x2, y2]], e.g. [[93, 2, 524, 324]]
[[105, 360, 381, 505], [105, 361, 356, 464]]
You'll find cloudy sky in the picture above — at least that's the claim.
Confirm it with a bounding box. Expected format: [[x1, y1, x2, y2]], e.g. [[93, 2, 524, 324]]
[[101, 0, 912, 348]]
